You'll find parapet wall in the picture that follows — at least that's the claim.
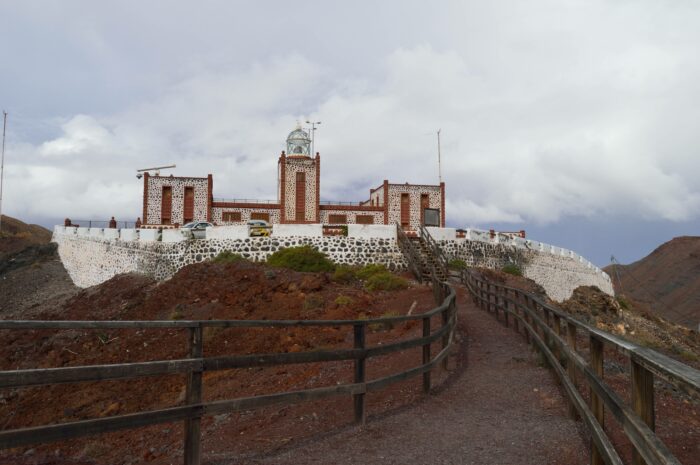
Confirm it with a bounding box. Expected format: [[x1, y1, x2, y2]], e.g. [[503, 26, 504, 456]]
[[52, 225, 613, 302], [53, 226, 406, 288]]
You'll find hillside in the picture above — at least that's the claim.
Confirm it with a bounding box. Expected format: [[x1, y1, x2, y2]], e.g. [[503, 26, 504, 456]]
[[605, 236, 700, 330], [0, 214, 52, 258], [0, 259, 446, 464]]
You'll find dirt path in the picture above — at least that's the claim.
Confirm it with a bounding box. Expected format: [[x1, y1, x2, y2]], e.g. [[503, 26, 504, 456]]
[[223, 287, 589, 465]]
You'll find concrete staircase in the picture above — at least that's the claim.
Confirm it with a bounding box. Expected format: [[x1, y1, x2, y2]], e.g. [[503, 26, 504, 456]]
[[396, 223, 450, 283], [410, 236, 449, 281]]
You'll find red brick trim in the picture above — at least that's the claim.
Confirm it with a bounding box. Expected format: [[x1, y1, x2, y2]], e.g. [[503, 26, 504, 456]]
[[440, 181, 446, 227], [319, 204, 384, 212], [279, 152, 286, 223], [315, 153, 320, 223], [207, 174, 213, 222], [142, 172, 149, 225], [212, 202, 281, 209], [383, 179, 389, 225]]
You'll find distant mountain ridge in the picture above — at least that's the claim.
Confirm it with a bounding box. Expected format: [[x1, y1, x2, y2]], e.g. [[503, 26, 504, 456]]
[[605, 236, 700, 329], [0, 215, 52, 258]]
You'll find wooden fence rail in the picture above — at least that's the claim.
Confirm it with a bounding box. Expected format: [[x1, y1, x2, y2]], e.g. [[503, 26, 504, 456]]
[[462, 269, 700, 465], [0, 281, 457, 465]]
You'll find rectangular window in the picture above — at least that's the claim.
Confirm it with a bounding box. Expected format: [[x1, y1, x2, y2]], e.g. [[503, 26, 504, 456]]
[[420, 194, 429, 225], [356, 215, 374, 225], [184, 187, 195, 223], [424, 208, 440, 227], [400, 193, 410, 227], [295, 171, 306, 221], [222, 211, 242, 222], [328, 214, 347, 224], [251, 212, 270, 222], [161, 186, 172, 225]]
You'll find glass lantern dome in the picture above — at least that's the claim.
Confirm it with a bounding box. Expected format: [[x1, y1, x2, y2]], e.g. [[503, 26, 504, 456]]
[[286, 124, 311, 156]]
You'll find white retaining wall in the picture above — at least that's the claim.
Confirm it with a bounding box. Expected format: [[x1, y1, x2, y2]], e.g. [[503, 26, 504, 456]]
[[51, 225, 613, 302]]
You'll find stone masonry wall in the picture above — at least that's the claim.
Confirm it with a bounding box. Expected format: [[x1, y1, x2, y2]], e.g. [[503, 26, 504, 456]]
[[53, 231, 406, 288], [53, 228, 612, 302], [439, 238, 613, 301]]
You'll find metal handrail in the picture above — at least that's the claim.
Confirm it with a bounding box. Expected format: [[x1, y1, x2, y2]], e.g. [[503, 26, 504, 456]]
[[417, 224, 449, 278], [396, 223, 424, 283]]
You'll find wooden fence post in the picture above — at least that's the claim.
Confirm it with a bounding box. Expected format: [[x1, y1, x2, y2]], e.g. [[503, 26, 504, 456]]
[[566, 322, 578, 419], [441, 303, 450, 370], [184, 325, 203, 465], [423, 316, 431, 393], [590, 335, 605, 465], [631, 359, 655, 465], [503, 292, 509, 328], [354, 323, 366, 424], [552, 314, 561, 364]]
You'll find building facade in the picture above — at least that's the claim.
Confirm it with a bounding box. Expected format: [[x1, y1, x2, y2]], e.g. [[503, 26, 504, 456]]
[[142, 125, 445, 230]]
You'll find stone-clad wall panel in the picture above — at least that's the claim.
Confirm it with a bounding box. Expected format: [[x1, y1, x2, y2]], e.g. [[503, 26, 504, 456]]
[[387, 184, 441, 230], [282, 158, 318, 222], [319, 209, 384, 225], [146, 176, 208, 225], [211, 207, 281, 225]]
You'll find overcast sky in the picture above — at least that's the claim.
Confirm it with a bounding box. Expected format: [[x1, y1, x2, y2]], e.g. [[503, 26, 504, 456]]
[[2, 0, 699, 266]]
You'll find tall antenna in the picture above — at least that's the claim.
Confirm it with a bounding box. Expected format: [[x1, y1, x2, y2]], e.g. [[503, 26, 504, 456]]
[[437, 129, 442, 184], [0, 111, 7, 236], [306, 120, 321, 156]]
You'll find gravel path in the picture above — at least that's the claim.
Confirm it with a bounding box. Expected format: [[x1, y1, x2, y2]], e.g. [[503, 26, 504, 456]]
[[234, 287, 590, 465]]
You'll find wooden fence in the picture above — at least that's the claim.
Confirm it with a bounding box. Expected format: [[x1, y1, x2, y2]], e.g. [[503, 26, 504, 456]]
[[0, 281, 456, 465], [462, 269, 700, 465]]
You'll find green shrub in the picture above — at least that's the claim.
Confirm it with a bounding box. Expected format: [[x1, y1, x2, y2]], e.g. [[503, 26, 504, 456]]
[[340, 225, 348, 236], [448, 259, 467, 270], [356, 264, 388, 280], [501, 263, 522, 276], [212, 250, 246, 264], [332, 265, 357, 283], [365, 272, 408, 292], [266, 245, 335, 272], [334, 295, 353, 306]]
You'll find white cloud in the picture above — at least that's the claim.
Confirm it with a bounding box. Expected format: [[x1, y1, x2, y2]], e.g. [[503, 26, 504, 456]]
[[3, 1, 700, 231]]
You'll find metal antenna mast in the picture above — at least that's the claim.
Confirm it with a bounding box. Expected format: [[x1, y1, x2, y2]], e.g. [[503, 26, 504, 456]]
[[0, 111, 7, 235], [306, 120, 321, 155], [437, 129, 442, 184]]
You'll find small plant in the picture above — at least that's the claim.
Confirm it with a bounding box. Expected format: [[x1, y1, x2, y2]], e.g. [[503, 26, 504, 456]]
[[332, 265, 357, 283], [356, 264, 388, 280], [212, 250, 246, 264], [303, 294, 324, 311], [169, 304, 185, 320], [334, 295, 353, 306], [448, 259, 467, 270], [501, 263, 522, 276], [369, 310, 400, 331], [365, 272, 408, 292], [266, 245, 335, 272], [340, 225, 348, 236], [616, 296, 630, 310]]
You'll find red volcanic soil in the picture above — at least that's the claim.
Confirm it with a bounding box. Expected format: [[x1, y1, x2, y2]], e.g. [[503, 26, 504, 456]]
[[605, 236, 700, 329], [0, 261, 447, 465]]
